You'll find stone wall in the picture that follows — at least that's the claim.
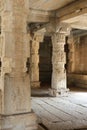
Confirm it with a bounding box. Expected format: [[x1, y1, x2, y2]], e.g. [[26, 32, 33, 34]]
[[67, 34, 87, 88], [74, 35, 87, 74]]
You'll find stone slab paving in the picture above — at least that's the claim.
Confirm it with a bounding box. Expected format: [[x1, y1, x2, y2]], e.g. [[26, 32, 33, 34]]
[[32, 91, 87, 130]]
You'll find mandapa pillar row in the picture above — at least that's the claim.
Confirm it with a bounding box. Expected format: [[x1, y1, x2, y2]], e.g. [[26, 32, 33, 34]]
[[0, 0, 37, 130], [49, 23, 71, 96]]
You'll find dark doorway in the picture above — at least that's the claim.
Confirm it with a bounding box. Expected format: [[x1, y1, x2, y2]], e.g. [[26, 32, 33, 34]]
[[39, 36, 52, 87]]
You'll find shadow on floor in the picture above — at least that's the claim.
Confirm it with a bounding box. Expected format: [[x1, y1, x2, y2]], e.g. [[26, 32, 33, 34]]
[[31, 88, 49, 97], [31, 83, 50, 97], [31, 85, 87, 97]]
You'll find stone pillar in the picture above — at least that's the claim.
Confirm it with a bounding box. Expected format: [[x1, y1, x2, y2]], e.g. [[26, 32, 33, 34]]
[[30, 34, 44, 88], [0, 0, 37, 130], [49, 23, 71, 96]]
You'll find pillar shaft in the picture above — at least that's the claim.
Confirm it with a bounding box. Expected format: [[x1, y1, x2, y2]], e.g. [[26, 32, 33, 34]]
[[49, 23, 71, 96], [0, 0, 37, 130], [30, 34, 43, 88], [52, 33, 66, 89]]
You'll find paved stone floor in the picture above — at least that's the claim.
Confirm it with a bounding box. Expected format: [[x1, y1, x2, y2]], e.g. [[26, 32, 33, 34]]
[[31, 86, 87, 130]]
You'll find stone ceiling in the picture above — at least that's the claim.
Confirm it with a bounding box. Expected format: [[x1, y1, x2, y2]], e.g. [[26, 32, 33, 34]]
[[29, 0, 75, 11], [29, 0, 87, 31]]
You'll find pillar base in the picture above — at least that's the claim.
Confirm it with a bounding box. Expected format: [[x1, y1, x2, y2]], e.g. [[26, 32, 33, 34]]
[[31, 81, 40, 88], [49, 88, 69, 97], [0, 112, 37, 130]]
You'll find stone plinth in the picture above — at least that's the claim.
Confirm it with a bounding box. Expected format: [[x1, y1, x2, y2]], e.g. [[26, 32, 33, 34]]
[[1, 112, 37, 130], [49, 88, 69, 97]]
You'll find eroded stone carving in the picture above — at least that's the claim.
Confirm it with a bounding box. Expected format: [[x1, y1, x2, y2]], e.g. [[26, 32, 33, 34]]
[[56, 22, 71, 35], [2, 57, 13, 74]]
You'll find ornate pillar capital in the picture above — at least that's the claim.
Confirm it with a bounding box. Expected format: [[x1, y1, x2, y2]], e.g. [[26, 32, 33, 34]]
[[34, 34, 44, 43], [29, 33, 44, 43], [45, 19, 71, 36], [56, 22, 71, 35]]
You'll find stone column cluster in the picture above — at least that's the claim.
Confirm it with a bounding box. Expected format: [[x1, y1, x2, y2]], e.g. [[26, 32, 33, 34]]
[[49, 23, 71, 96], [0, 0, 37, 130], [30, 34, 44, 88]]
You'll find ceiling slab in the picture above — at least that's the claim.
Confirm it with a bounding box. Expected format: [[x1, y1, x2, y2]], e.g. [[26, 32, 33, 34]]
[[56, 0, 87, 21], [29, 0, 75, 11], [64, 14, 87, 30]]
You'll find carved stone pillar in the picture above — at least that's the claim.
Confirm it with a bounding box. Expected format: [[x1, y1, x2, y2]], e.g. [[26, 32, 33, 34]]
[[49, 23, 71, 96], [0, 1, 37, 130], [30, 34, 44, 88]]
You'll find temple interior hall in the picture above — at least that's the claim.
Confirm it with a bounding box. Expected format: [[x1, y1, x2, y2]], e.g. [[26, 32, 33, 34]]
[[31, 29, 87, 130], [0, 0, 87, 130]]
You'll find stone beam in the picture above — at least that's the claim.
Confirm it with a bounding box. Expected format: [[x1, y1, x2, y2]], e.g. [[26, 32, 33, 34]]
[[28, 9, 55, 23], [56, 0, 87, 21], [71, 29, 87, 37]]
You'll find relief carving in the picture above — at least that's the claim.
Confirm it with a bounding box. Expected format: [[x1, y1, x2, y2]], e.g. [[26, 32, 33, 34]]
[[52, 33, 65, 43], [53, 63, 64, 74], [2, 57, 14, 74], [56, 33, 65, 43], [53, 44, 64, 52], [56, 22, 71, 35]]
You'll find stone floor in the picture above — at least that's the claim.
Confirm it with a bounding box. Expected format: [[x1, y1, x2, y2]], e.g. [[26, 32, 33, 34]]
[[31, 86, 87, 130]]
